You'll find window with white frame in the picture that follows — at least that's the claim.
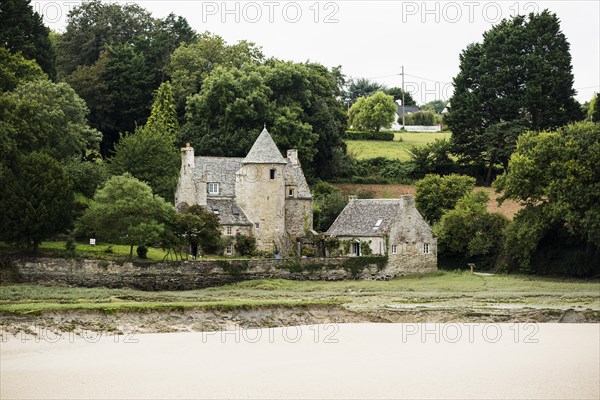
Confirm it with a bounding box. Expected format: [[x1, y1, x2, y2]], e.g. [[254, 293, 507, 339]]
[[208, 182, 219, 194], [423, 243, 430, 254], [226, 243, 233, 255], [255, 222, 260, 229], [226, 226, 232, 235], [391, 245, 398, 254], [288, 188, 295, 197]]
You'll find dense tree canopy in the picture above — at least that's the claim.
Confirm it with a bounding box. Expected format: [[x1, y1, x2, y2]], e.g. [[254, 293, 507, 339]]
[[495, 122, 600, 275], [58, 1, 196, 154], [184, 61, 347, 179], [447, 11, 583, 182], [0, 47, 47, 93], [0, 79, 101, 161], [56, 0, 154, 77], [0, 0, 56, 78], [167, 33, 263, 113]]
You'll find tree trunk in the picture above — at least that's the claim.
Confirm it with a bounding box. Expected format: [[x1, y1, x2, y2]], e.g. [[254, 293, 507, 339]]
[[129, 244, 134, 259], [33, 241, 39, 258], [485, 159, 494, 186]]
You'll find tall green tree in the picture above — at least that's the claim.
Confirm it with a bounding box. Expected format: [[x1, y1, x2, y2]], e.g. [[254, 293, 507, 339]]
[[415, 174, 476, 224], [0, 152, 73, 254], [0, 0, 56, 78], [0, 79, 101, 161], [348, 91, 397, 132], [447, 11, 583, 182], [145, 81, 179, 138], [494, 122, 600, 275], [78, 173, 176, 258], [109, 125, 179, 203]]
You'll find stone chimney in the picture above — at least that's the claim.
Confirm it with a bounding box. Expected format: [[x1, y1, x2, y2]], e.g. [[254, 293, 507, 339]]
[[181, 143, 195, 172], [399, 194, 415, 208], [287, 149, 299, 165]]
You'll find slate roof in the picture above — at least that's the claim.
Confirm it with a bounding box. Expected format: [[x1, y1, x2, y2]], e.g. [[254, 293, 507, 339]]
[[193, 156, 243, 197], [396, 104, 420, 115], [243, 128, 287, 164], [205, 198, 252, 226], [284, 158, 312, 199], [326, 199, 403, 237]]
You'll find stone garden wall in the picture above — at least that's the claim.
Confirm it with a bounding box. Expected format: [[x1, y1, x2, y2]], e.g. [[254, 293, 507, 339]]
[[10, 256, 408, 291]]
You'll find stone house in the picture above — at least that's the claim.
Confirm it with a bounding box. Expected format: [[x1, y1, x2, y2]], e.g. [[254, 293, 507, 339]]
[[326, 195, 437, 274], [175, 128, 313, 256]]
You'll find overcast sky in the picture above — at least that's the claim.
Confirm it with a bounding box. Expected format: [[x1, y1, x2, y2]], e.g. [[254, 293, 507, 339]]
[[36, 0, 600, 104]]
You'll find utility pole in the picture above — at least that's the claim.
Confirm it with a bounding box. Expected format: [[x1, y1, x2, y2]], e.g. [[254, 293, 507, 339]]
[[401, 65, 405, 127]]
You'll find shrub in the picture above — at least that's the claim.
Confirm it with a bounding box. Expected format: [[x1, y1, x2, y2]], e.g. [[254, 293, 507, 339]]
[[136, 245, 148, 259], [345, 131, 394, 141], [434, 191, 508, 269], [404, 111, 436, 126], [235, 235, 257, 256]]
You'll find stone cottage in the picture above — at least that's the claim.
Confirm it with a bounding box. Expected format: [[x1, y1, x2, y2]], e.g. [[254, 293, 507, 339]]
[[326, 195, 437, 274], [175, 128, 313, 255]]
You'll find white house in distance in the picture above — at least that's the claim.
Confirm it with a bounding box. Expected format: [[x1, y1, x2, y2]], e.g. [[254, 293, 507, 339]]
[[389, 100, 420, 131], [326, 195, 437, 274]]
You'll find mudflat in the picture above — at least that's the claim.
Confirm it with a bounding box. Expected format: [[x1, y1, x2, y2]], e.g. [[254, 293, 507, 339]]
[[1, 323, 598, 399]]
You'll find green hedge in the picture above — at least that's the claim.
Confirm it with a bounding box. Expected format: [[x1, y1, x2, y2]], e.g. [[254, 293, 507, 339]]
[[345, 131, 394, 141]]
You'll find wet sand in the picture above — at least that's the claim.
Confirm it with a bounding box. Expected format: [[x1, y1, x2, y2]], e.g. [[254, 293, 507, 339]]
[[1, 323, 598, 399]]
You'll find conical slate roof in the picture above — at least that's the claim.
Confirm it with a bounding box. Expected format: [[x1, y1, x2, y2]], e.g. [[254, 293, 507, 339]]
[[243, 128, 286, 164]]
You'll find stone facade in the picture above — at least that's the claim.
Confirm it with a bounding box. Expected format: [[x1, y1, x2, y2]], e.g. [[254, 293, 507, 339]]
[[174, 128, 313, 255], [326, 195, 437, 274]]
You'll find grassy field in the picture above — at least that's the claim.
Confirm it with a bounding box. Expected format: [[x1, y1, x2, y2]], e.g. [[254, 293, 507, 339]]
[[345, 131, 451, 161], [1, 272, 598, 314]]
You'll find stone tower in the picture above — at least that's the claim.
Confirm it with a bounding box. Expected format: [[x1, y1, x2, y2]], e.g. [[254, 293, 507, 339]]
[[235, 128, 287, 252]]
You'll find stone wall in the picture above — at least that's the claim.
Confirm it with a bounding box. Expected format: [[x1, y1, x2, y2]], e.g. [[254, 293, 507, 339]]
[[285, 198, 312, 238], [11, 256, 414, 291]]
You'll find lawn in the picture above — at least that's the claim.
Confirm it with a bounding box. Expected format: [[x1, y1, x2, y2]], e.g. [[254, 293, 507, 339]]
[[1, 271, 598, 313], [345, 131, 451, 161], [0, 241, 172, 261]]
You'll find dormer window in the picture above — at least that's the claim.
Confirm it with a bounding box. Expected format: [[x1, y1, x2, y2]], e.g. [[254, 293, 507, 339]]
[[208, 182, 219, 195], [270, 169, 276, 179], [373, 219, 383, 229]]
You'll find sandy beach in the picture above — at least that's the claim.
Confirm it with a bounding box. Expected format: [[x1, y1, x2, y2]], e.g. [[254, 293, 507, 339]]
[[1, 323, 598, 399]]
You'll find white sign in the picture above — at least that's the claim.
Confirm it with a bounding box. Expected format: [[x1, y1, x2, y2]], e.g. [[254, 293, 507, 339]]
[[89, 238, 96, 246]]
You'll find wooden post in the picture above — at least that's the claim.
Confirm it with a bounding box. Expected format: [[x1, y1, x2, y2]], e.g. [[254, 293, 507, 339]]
[[468, 263, 475, 274]]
